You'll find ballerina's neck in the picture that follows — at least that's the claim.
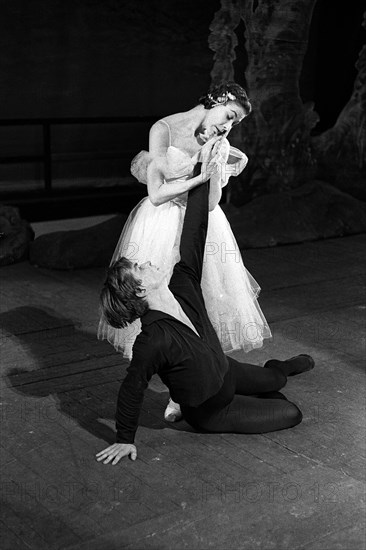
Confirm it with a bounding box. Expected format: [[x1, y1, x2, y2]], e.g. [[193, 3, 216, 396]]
[[162, 109, 204, 157]]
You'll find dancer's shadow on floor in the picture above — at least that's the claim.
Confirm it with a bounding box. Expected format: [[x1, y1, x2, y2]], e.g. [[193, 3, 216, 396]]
[[2, 306, 192, 444]]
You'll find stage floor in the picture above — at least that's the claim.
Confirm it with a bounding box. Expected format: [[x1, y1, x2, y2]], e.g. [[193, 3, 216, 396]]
[[1, 234, 365, 550]]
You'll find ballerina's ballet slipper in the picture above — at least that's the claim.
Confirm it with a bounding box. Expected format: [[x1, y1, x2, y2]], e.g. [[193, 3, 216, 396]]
[[164, 399, 183, 422]]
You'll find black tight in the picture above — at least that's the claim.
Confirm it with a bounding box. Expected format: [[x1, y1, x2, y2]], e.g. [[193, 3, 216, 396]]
[[181, 357, 303, 434]]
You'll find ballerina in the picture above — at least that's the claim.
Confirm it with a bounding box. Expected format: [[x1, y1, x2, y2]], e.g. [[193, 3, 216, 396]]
[[98, 81, 272, 420]]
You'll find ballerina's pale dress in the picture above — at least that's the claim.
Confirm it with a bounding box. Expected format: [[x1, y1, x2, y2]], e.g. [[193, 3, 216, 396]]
[[98, 121, 271, 359]]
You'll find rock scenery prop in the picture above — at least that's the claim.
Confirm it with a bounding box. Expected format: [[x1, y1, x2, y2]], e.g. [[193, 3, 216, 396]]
[[30, 214, 126, 270], [0, 204, 34, 266]]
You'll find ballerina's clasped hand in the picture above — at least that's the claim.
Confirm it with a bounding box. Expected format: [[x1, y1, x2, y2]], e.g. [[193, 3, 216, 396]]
[[146, 134, 228, 209]]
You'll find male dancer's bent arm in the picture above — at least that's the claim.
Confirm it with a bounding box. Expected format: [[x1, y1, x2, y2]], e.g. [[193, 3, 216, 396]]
[[96, 177, 211, 465], [96, 332, 162, 464], [115, 335, 161, 444]]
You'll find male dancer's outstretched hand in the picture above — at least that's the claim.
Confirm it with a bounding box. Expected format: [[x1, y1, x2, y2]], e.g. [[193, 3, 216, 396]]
[[96, 443, 137, 465]]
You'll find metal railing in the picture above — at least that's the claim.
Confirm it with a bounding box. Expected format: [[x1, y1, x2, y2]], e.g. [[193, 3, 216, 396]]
[[0, 116, 159, 192]]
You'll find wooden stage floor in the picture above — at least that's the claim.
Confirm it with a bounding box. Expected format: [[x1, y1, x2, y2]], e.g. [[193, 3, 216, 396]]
[[1, 234, 365, 549]]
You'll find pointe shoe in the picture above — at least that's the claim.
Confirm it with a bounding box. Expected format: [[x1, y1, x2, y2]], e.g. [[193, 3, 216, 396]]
[[164, 399, 183, 422], [286, 354, 315, 376]]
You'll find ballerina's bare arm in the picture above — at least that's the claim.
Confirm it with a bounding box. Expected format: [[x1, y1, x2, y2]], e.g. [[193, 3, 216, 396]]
[[149, 121, 170, 157], [148, 121, 199, 206], [148, 121, 224, 208], [146, 157, 214, 207]]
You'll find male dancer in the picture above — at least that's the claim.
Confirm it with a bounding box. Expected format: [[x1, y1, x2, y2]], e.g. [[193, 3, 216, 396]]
[[96, 169, 314, 465]]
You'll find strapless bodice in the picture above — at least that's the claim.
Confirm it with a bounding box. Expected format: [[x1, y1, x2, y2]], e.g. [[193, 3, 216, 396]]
[[130, 140, 248, 186]]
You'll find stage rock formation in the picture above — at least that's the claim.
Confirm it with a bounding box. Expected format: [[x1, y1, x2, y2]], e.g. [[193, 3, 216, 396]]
[[209, 0, 319, 204], [0, 204, 34, 266], [222, 181, 366, 248], [312, 11, 366, 201], [30, 214, 126, 269]]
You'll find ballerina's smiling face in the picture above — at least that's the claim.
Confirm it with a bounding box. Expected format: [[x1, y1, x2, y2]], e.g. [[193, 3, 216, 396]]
[[198, 101, 247, 143]]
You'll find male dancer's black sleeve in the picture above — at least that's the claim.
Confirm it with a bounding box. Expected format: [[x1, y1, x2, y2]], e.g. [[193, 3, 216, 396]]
[[170, 165, 226, 354], [171, 164, 209, 283]]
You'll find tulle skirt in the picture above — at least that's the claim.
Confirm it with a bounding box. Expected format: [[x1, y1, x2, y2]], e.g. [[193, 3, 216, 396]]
[[98, 196, 272, 358]]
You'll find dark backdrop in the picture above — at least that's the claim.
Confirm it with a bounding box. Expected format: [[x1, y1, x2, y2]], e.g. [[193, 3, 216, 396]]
[[0, 0, 364, 206], [0, 0, 220, 119]]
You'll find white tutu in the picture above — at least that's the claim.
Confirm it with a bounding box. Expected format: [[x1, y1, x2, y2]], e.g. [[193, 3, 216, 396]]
[[98, 145, 271, 358]]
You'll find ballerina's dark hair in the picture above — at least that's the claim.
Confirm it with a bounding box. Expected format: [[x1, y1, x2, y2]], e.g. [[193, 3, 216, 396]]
[[100, 257, 149, 328], [199, 81, 252, 115]]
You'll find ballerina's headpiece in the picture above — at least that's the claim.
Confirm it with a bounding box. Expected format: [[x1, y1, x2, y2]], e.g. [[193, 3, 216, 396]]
[[207, 91, 237, 108]]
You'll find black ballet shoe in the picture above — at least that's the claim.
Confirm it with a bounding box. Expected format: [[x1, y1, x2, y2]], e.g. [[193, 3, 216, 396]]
[[286, 354, 315, 376]]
